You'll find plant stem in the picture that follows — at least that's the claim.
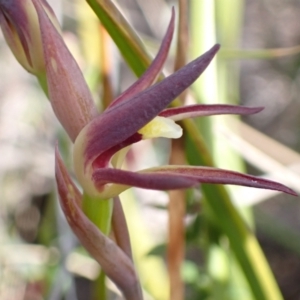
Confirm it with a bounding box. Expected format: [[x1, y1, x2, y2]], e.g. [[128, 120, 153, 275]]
[[82, 193, 113, 299]]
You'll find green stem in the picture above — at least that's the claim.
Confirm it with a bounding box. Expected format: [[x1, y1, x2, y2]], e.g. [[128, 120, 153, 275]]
[[82, 193, 113, 299], [37, 73, 48, 96], [94, 270, 107, 300], [82, 193, 113, 235]]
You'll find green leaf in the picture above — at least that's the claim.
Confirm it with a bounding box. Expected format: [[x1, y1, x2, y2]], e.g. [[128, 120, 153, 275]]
[[86, 0, 150, 77]]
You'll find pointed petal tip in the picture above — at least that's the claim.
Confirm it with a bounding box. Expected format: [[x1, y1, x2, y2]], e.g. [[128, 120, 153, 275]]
[[250, 106, 264, 114], [233, 106, 264, 115], [283, 187, 297, 196], [191, 43, 220, 73], [271, 182, 297, 196], [171, 6, 175, 21], [205, 44, 221, 61], [212, 43, 221, 54]]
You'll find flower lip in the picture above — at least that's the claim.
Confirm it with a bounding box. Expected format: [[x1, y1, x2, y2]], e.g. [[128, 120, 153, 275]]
[[138, 116, 183, 139]]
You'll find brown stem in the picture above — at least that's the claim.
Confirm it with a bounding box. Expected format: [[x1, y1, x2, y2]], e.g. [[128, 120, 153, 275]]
[[168, 137, 186, 300], [100, 24, 114, 109], [167, 1, 189, 299]]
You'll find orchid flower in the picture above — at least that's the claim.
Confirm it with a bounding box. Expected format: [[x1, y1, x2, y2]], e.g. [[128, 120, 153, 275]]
[[0, 1, 296, 298], [1, 1, 295, 199], [70, 10, 296, 200]]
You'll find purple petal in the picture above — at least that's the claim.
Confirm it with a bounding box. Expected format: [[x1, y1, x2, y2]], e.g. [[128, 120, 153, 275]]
[[92, 133, 141, 169], [92, 166, 297, 196], [108, 8, 175, 108], [93, 168, 197, 191], [33, 0, 98, 142], [79, 44, 220, 169], [159, 105, 264, 121], [55, 147, 143, 299], [55, 145, 82, 208]]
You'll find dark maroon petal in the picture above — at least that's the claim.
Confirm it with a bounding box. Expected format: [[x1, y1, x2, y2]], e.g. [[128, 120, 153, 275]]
[[108, 8, 175, 108], [92, 166, 297, 196], [92, 133, 141, 169], [82, 44, 220, 167], [92, 168, 197, 191], [159, 105, 264, 121]]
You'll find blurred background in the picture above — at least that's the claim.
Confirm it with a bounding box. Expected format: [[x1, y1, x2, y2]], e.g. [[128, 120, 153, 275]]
[[1, 0, 300, 299]]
